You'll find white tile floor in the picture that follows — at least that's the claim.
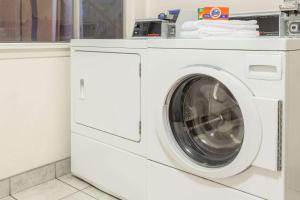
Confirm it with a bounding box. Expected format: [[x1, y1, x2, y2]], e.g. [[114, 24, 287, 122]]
[[1, 175, 118, 200]]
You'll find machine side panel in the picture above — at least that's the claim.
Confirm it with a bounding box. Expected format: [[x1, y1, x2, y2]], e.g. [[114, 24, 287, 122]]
[[285, 50, 300, 200]]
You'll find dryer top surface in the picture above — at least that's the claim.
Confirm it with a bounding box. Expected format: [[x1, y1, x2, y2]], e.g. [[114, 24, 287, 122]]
[[147, 38, 300, 51], [71, 39, 148, 49], [71, 38, 300, 51]]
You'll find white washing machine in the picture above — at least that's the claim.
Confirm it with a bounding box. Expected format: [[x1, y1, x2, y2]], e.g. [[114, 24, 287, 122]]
[[71, 39, 147, 200], [146, 38, 300, 200]]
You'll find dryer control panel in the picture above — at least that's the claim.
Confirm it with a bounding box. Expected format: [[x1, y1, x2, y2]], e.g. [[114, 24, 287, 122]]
[[132, 19, 168, 38]]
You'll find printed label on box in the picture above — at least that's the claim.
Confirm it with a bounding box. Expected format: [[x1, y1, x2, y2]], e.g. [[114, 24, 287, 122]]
[[199, 7, 229, 20]]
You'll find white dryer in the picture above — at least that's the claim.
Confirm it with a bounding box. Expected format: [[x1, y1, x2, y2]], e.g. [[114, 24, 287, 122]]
[[71, 39, 147, 200], [146, 38, 300, 200]]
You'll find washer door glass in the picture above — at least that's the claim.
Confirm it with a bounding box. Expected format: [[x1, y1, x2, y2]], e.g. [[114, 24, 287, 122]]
[[168, 75, 245, 168]]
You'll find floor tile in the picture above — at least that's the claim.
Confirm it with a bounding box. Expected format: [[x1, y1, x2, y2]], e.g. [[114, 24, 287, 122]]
[[58, 174, 89, 190], [12, 179, 77, 200], [11, 164, 55, 194], [0, 179, 9, 199], [0, 196, 15, 200], [56, 159, 71, 178], [61, 192, 96, 200], [83, 187, 118, 200]]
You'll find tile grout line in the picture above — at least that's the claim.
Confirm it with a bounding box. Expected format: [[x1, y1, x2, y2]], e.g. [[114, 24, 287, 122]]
[[9, 176, 11, 196], [78, 190, 98, 200], [55, 177, 89, 192], [11, 196, 17, 200], [55, 176, 110, 200], [54, 161, 57, 179], [57, 190, 80, 200], [55, 178, 98, 200], [80, 185, 120, 200]]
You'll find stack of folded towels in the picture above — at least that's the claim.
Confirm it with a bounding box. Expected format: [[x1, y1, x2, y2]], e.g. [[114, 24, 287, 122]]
[[180, 20, 259, 39]]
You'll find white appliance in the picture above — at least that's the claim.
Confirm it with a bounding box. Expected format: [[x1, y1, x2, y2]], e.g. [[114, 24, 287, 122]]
[[146, 38, 300, 200], [71, 39, 147, 200]]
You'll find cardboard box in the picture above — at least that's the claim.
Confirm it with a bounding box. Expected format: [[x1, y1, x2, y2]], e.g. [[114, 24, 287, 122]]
[[200, 7, 229, 20]]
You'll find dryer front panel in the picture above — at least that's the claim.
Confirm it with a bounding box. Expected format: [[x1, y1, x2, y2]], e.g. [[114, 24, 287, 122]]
[[73, 51, 141, 142]]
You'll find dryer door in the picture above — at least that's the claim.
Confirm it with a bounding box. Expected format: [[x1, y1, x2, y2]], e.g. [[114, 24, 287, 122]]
[[157, 66, 262, 179], [73, 50, 141, 142]]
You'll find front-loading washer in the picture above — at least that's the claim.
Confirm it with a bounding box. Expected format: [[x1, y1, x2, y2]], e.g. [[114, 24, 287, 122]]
[[146, 38, 300, 200], [71, 39, 147, 200]]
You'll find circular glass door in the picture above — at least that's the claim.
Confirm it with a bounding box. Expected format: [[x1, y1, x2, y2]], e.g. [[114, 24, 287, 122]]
[[168, 75, 245, 168]]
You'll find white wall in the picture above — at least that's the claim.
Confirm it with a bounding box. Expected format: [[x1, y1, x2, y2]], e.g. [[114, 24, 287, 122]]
[[145, 0, 283, 17], [0, 0, 145, 180], [0, 44, 70, 180]]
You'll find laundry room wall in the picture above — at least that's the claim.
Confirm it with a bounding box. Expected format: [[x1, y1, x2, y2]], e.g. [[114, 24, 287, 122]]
[[144, 0, 283, 17], [0, 0, 146, 180], [0, 44, 70, 180]]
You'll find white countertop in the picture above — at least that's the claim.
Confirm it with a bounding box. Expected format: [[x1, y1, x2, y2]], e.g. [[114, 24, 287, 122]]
[[71, 39, 148, 49], [147, 38, 300, 51]]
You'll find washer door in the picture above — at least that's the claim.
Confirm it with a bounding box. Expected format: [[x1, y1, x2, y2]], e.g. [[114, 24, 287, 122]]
[[169, 74, 244, 168], [157, 66, 262, 179]]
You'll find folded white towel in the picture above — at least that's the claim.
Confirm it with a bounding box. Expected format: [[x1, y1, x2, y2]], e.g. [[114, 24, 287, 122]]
[[186, 26, 257, 33], [180, 29, 260, 39], [197, 20, 258, 25], [182, 20, 259, 31], [180, 20, 259, 39]]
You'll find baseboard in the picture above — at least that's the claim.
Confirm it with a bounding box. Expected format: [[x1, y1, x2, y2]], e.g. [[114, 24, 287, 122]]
[[0, 158, 71, 199]]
